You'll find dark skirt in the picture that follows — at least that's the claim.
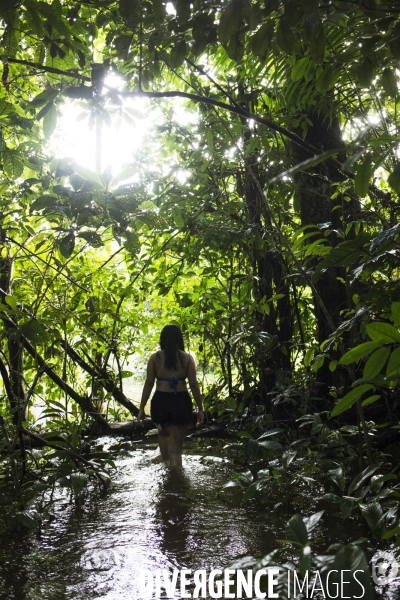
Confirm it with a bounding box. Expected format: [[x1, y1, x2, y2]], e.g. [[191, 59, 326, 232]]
[[150, 391, 193, 426]]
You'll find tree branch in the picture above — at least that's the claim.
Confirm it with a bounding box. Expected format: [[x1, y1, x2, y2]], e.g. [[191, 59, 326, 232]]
[[63, 341, 139, 416], [4, 56, 345, 171], [0, 354, 12, 403], [5, 57, 91, 81], [105, 85, 346, 171], [21, 335, 111, 431]]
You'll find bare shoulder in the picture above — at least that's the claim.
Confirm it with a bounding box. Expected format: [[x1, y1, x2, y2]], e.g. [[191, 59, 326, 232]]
[[185, 352, 196, 370], [148, 352, 158, 366]]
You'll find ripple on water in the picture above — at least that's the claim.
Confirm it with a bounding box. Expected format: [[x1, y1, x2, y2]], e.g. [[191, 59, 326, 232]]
[[0, 448, 278, 600]]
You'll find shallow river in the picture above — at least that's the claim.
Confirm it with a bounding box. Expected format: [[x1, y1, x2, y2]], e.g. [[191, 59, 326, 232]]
[[0, 438, 279, 600]]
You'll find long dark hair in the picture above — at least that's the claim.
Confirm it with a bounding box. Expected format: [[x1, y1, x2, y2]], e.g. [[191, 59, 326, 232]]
[[159, 324, 185, 370]]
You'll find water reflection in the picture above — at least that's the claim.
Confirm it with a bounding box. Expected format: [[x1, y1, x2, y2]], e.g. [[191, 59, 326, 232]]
[[155, 467, 192, 564], [0, 445, 277, 600]]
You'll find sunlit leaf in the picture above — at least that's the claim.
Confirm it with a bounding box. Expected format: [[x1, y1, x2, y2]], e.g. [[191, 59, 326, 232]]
[[340, 341, 382, 365], [2, 150, 24, 178], [366, 322, 400, 344], [354, 155, 373, 197], [172, 206, 184, 228], [348, 463, 380, 494], [331, 384, 374, 417], [73, 164, 103, 188]]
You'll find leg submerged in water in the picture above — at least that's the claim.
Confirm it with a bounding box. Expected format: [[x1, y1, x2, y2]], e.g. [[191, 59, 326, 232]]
[[156, 424, 189, 467], [157, 424, 170, 461], [168, 425, 189, 468]]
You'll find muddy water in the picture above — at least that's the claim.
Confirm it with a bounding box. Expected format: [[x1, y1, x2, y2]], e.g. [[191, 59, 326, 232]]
[[0, 440, 280, 600]]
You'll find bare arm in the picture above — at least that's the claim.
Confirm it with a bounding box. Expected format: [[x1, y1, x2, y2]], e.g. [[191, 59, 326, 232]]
[[137, 355, 156, 423], [187, 355, 204, 425]]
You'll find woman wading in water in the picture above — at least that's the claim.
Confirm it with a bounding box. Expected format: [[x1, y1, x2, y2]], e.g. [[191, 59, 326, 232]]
[[137, 325, 204, 467]]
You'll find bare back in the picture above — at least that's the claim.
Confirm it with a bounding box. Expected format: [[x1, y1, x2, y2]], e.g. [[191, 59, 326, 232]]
[[148, 350, 194, 393]]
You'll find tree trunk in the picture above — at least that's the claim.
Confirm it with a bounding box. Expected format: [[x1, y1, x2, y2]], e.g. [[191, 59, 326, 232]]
[[0, 251, 27, 424], [293, 110, 360, 388]]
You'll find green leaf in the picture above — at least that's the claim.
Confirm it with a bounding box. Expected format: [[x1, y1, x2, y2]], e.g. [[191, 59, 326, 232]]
[[282, 450, 297, 469], [0, 99, 17, 119], [43, 103, 58, 139], [286, 514, 308, 546], [366, 322, 400, 344], [257, 428, 283, 440], [382, 68, 398, 98], [316, 65, 341, 93], [119, 0, 140, 20], [2, 150, 24, 178], [250, 22, 274, 60], [309, 22, 325, 64], [124, 229, 140, 254], [348, 463, 380, 494], [370, 223, 400, 255], [360, 501, 384, 532], [225, 396, 237, 410], [152, 0, 166, 24], [169, 39, 187, 69], [339, 341, 382, 365], [363, 347, 390, 378], [225, 36, 244, 62], [258, 440, 282, 451], [361, 394, 381, 407], [388, 164, 400, 194], [30, 195, 59, 212], [246, 439, 260, 460], [331, 384, 374, 417], [59, 233, 75, 258], [78, 231, 103, 248], [356, 59, 374, 87], [382, 525, 400, 540], [5, 295, 16, 310], [20, 320, 49, 344], [329, 467, 345, 492], [391, 302, 400, 327], [36, 100, 55, 120], [291, 57, 309, 82], [304, 511, 324, 534], [172, 206, 184, 228], [386, 347, 400, 378], [218, 0, 243, 44], [120, 370, 133, 378], [31, 88, 59, 108], [332, 547, 374, 600], [276, 18, 296, 54], [176, 0, 191, 25], [73, 164, 103, 188], [354, 155, 373, 197], [313, 233, 370, 280]]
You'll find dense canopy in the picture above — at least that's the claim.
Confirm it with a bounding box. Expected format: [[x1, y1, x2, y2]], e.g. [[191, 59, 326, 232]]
[[0, 0, 400, 579]]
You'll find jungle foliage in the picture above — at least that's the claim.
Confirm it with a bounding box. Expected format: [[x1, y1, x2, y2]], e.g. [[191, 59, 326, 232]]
[[0, 0, 400, 589]]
